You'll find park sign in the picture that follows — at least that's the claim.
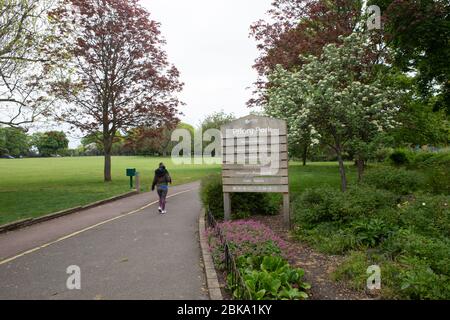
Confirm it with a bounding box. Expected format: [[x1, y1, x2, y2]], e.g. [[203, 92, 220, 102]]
[[220, 115, 290, 228]]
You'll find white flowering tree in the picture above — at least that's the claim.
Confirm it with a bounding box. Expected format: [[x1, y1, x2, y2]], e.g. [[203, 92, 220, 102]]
[[266, 33, 402, 191]]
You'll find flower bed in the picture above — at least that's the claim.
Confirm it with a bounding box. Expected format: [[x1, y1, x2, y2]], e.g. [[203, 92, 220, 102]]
[[206, 219, 310, 300]]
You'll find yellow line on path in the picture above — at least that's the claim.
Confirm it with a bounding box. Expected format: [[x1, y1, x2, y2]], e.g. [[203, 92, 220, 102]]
[[0, 189, 194, 266]]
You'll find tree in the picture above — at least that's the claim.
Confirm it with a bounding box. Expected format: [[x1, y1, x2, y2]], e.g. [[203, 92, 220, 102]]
[[200, 110, 235, 132], [0, 0, 55, 127], [250, 0, 365, 165], [199, 111, 235, 157], [249, 0, 363, 107], [267, 33, 402, 191], [0, 127, 29, 156], [32, 130, 68, 156], [370, 0, 450, 114], [123, 122, 193, 156], [49, 0, 182, 181]]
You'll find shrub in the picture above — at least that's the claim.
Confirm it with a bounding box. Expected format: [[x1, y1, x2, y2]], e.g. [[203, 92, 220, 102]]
[[421, 152, 450, 168], [351, 218, 393, 247], [206, 219, 292, 262], [200, 174, 224, 218], [389, 149, 413, 166], [295, 224, 359, 254], [200, 174, 281, 219], [405, 151, 450, 194], [382, 229, 450, 275], [396, 195, 450, 238], [292, 188, 339, 225], [398, 255, 450, 300], [373, 147, 394, 162], [363, 167, 422, 195], [294, 185, 397, 226], [410, 151, 435, 167]]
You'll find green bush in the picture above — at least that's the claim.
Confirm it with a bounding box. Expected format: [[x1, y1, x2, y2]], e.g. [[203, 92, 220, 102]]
[[425, 166, 450, 194], [410, 151, 435, 167], [373, 147, 394, 162], [398, 255, 450, 300], [389, 149, 413, 166], [406, 151, 450, 194], [351, 218, 393, 247], [294, 185, 397, 226], [333, 249, 450, 300], [363, 167, 422, 195], [420, 152, 450, 168], [200, 174, 224, 218], [295, 224, 359, 254], [382, 229, 450, 275], [200, 174, 281, 219], [396, 194, 450, 238]]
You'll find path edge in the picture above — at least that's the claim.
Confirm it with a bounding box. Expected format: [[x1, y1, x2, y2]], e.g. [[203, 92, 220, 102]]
[[0, 190, 139, 234], [199, 208, 223, 300]]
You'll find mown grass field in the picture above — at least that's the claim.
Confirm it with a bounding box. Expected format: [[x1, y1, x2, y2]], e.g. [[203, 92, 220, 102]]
[[0, 156, 220, 225], [289, 161, 357, 194], [0, 157, 357, 225]]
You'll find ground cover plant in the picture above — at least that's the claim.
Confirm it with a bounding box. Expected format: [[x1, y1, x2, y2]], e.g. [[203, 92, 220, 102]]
[[206, 219, 310, 300]]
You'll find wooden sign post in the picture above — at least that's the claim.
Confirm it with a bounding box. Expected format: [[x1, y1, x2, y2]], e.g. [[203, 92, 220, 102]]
[[221, 115, 291, 228]]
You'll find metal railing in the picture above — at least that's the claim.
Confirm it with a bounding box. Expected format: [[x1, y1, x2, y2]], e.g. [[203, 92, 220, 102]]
[[205, 208, 252, 300]]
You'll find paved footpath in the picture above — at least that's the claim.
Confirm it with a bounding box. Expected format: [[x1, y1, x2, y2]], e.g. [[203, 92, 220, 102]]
[[0, 181, 208, 300]]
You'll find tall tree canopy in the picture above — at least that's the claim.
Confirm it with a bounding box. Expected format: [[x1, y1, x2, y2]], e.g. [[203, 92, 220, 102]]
[[249, 0, 363, 106], [267, 33, 403, 191], [0, 0, 55, 127], [50, 0, 183, 181], [31, 130, 68, 157], [372, 0, 450, 114], [0, 126, 29, 156]]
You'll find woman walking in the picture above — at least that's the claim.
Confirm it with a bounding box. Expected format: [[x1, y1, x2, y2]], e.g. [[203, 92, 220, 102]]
[[151, 163, 172, 214]]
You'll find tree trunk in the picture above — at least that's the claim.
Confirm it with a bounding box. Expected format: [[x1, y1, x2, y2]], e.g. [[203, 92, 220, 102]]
[[302, 144, 308, 166], [336, 150, 347, 192], [104, 138, 112, 182], [357, 155, 365, 183]]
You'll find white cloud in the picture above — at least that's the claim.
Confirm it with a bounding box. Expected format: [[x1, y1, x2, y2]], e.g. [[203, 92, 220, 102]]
[[141, 0, 271, 126]]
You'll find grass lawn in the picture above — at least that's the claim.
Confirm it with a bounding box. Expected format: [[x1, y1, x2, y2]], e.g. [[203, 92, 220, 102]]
[[289, 161, 358, 194], [0, 157, 356, 225], [0, 156, 220, 225]]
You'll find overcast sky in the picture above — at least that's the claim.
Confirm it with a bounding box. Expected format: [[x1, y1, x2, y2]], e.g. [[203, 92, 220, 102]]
[[141, 0, 272, 127], [47, 0, 272, 148]]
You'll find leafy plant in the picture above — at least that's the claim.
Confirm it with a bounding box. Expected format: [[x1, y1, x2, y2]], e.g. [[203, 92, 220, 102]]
[[363, 167, 422, 195], [229, 256, 310, 300], [389, 149, 412, 166]]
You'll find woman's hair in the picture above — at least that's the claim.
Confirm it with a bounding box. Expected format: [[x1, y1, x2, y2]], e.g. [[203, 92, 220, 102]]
[[159, 162, 164, 167]]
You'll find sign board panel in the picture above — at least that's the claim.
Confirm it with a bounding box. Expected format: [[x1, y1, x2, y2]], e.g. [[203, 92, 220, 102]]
[[222, 168, 289, 177], [221, 115, 290, 228], [223, 135, 287, 146], [231, 144, 288, 154], [223, 185, 289, 193], [222, 152, 288, 164], [223, 177, 288, 185], [222, 161, 289, 170]]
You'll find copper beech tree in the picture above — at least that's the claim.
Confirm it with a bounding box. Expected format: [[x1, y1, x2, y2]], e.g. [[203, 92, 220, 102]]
[[50, 0, 182, 181]]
